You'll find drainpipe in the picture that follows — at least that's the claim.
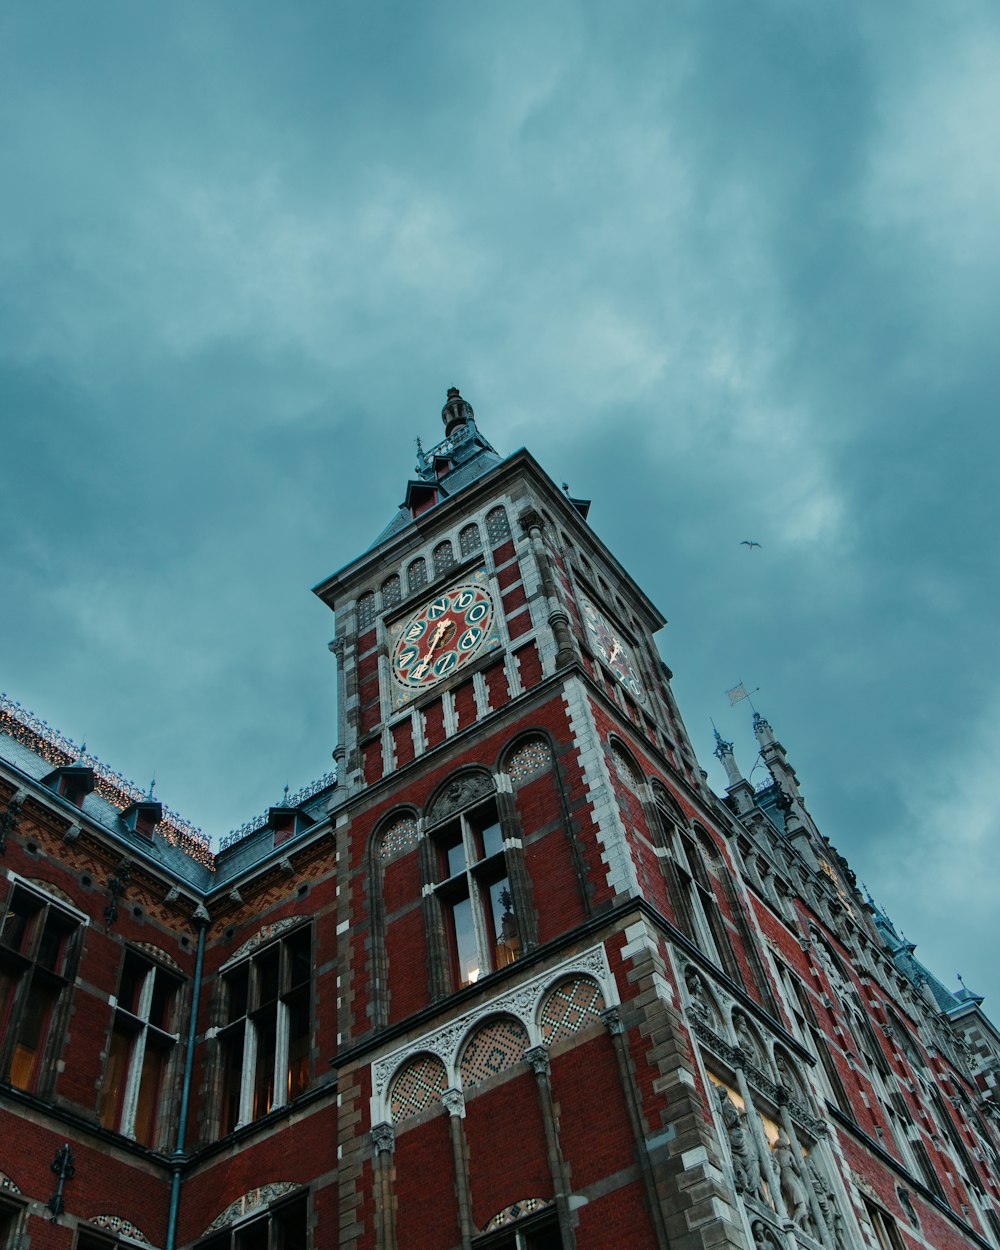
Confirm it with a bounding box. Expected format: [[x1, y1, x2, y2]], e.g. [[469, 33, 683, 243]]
[[165, 914, 208, 1250]]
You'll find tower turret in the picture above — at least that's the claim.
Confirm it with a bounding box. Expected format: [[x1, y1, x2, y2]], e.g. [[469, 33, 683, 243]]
[[441, 386, 475, 437], [713, 727, 755, 815]]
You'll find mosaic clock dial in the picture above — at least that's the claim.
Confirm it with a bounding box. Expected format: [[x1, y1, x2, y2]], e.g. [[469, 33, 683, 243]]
[[580, 595, 645, 702], [390, 573, 500, 707]]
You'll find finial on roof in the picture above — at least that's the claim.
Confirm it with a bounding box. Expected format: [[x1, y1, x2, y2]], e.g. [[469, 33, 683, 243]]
[[282, 783, 290, 805], [147, 778, 156, 800], [442, 387, 475, 437]]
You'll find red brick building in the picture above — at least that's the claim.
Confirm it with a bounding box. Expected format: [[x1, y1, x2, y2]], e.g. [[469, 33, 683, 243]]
[[2, 388, 1000, 1250]]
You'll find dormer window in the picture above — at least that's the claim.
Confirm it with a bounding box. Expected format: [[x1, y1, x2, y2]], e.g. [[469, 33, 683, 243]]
[[404, 481, 439, 518], [121, 797, 163, 841], [41, 763, 95, 809], [433, 457, 452, 480]]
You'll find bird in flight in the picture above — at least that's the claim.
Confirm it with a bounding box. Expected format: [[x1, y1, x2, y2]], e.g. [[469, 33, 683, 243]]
[[740, 540, 762, 550]]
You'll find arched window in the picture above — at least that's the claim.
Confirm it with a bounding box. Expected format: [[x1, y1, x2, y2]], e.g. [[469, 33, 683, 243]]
[[610, 742, 641, 791], [381, 574, 401, 611], [357, 592, 376, 629], [377, 813, 419, 861], [407, 558, 427, 594], [424, 773, 523, 990], [432, 540, 456, 577], [458, 523, 482, 558], [485, 507, 511, 544]]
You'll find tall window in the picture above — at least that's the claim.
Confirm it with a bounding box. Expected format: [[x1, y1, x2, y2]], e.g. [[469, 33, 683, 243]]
[[218, 927, 311, 1133], [478, 1213, 561, 1250], [99, 950, 179, 1146], [381, 574, 402, 610], [407, 558, 427, 594], [357, 592, 376, 629], [0, 1197, 24, 1250], [196, 1193, 308, 1250], [657, 820, 742, 986], [458, 523, 482, 558], [862, 1199, 905, 1250], [431, 798, 521, 988], [0, 883, 81, 1092], [432, 540, 456, 576], [485, 507, 511, 544]]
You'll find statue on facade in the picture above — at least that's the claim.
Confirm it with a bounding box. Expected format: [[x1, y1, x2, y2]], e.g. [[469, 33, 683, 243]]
[[773, 1136, 811, 1229], [715, 1085, 764, 1199], [806, 1156, 845, 1248]]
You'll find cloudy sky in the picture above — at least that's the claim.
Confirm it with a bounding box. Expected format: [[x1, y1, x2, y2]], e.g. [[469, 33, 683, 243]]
[[2, 2, 998, 1008]]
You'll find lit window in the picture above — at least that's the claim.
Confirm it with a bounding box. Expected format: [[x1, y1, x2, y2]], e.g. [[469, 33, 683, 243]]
[[459, 524, 482, 558], [433, 540, 456, 576], [98, 950, 179, 1146], [196, 1193, 308, 1250], [0, 884, 80, 1092], [407, 558, 427, 594], [432, 799, 521, 988], [218, 927, 311, 1133]]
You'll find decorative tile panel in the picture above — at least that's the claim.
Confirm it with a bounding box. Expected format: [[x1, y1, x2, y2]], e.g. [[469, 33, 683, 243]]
[[506, 740, 552, 785], [389, 1054, 448, 1122], [540, 977, 605, 1044], [611, 745, 641, 791], [482, 1198, 550, 1232], [89, 1217, 148, 1244], [379, 816, 419, 860], [460, 1018, 529, 1088]]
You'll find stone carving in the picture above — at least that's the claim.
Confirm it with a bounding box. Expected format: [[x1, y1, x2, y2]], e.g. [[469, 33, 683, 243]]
[[525, 1045, 551, 1077], [427, 772, 495, 823], [691, 1021, 826, 1138], [204, 1184, 299, 1233], [133, 942, 182, 972], [371, 1122, 395, 1155], [601, 1005, 624, 1036], [89, 1217, 148, 1243], [750, 1219, 782, 1249], [442, 1087, 465, 1118], [371, 945, 613, 1107], [773, 1136, 811, 1229], [734, 1012, 766, 1070], [716, 1086, 765, 1200], [684, 966, 721, 1029], [807, 1156, 846, 1248], [224, 917, 309, 967]]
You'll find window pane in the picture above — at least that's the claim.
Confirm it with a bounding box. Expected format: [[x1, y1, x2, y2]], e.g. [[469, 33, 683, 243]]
[[273, 1198, 307, 1250], [451, 895, 480, 986], [286, 995, 310, 1102], [287, 930, 311, 990], [470, 805, 503, 861], [256, 948, 280, 1007], [37, 913, 71, 974], [488, 879, 521, 970], [253, 1014, 277, 1118], [407, 558, 427, 593], [10, 981, 55, 1090], [98, 1026, 132, 1129], [236, 1215, 269, 1250], [149, 972, 174, 1031], [0, 895, 35, 953], [227, 965, 249, 1022], [118, 955, 146, 1015], [133, 1044, 164, 1146], [221, 1025, 245, 1134]]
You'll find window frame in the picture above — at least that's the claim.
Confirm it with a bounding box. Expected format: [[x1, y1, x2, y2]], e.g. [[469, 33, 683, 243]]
[[428, 795, 523, 990], [99, 947, 182, 1147], [0, 877, 86, 1094], [217, 925, 312, 1134], [195, 1191, 309, 1250]]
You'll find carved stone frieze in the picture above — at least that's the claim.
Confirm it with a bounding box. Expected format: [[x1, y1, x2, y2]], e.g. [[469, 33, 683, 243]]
[[223, 916, 309, 968], [427, 772, 495, 824], [690, 1019, 826, 1137], [204, 1184, 299, 1233]]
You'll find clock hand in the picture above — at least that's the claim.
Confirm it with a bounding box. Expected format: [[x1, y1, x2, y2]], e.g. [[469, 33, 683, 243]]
[[608, 638, 622, 662], [412, 622, 450, 679]]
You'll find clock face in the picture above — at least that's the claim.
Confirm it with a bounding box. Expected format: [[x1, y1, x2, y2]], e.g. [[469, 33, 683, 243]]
[[580, 595, 645, 702], [389, 572, 500, 708]]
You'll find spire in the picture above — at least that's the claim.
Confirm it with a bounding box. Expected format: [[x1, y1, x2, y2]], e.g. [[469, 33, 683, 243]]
[[713, 724, 756, 815], [441, 386, 475, 438]]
